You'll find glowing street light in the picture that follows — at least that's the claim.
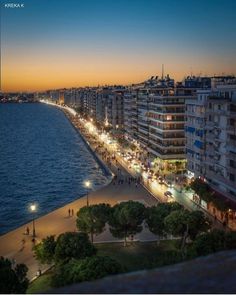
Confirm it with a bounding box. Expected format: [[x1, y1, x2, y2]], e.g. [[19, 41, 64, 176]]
[[84, 180, 91, 207], [30, 204, 37, 238]]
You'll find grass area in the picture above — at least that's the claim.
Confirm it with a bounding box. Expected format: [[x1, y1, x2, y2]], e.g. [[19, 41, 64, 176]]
[[27, 270, 53, 294], [27, 240, 181, 293], [96, 240, 182, 272]]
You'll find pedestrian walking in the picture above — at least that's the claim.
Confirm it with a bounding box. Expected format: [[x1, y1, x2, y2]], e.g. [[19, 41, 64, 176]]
[[20, 238, 25, 251], [68, 208, 71, 217], [135, 182, 138, 188], [26, 226, 29, 235], [72, 209, 74, 216]]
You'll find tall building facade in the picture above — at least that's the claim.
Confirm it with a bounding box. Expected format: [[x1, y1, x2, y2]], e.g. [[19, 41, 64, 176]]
[[186, 83, 236, 200]]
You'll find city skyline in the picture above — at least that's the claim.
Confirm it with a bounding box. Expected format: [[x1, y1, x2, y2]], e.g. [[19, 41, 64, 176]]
[[1, 0, 236, 92]]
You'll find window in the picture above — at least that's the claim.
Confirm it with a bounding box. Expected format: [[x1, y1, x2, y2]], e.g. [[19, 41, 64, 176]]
[[230, 119, 235, 126], [218, 105, 221, 110], [230, 160, 235, 168], [230, 134, 236, 141], [229, 174, 235, 182]]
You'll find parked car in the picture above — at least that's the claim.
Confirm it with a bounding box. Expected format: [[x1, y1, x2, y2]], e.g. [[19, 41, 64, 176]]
[[164, 191, 174, 202]]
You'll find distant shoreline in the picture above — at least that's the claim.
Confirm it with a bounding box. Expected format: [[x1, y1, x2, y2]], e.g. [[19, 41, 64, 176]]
[[0, 101, 38, 104]]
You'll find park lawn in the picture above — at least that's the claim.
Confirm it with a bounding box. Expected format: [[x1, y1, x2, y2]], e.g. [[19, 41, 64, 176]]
[[27, 270, 53, 294], [27, 240, 181, 293], [96, 240, 182, 272]]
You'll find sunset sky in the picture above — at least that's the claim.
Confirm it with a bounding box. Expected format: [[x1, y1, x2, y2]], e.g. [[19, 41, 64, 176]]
[[1, 0, 236, 92]]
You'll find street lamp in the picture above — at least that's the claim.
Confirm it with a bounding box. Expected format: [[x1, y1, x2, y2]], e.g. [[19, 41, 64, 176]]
[[30, 204, 36, 238], [84, 181, 91, 207]]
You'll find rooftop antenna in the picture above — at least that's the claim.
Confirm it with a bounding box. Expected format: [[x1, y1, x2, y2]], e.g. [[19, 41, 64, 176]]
[[162, 64, 164, 80]]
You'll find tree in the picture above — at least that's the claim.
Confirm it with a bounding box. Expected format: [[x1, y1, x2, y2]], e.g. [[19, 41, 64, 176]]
[[52, 256, 123, 287], [211, 195, 230, 212], [225, 231, 236, 250], [190, 178, 213, 203], [191, 230, 236, 257], [0, 256, 29, 294], [109, 201, 146, 246], [33, 235, 56, 264], [54, 232, 96, 262], [192, 230, 226, 256], [145, 202, 183, 240], [164, 209, 210, 258], [187, 211, 211, 240], [76, 204, 111, 243]]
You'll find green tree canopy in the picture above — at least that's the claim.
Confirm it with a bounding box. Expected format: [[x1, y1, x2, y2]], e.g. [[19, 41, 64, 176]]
[[109, 201, 146, 246], [191, 230, 236, 257], [164, 209, 190, 238], [190, 178, 213, 202], [52, 256, 123, 287], [54, 232, 96, 262], [187, 211, 211, 240], [164, 209, 210, 258], [145, 202, 183, 237], [192, 230, 226, 256], [33, 235, 56, 264], [76, 203, 111, 243], [0, 256, 29, 294]]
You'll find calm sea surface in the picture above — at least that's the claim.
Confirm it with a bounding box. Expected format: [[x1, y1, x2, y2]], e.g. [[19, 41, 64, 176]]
[[0, 103, 108, 235]]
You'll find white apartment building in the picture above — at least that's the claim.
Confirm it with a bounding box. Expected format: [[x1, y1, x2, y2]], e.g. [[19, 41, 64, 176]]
[[186, 84, 236, 200]]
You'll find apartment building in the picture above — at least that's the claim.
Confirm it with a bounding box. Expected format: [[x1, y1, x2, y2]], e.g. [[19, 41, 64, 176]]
[[108, 88, 125, 129], [123, 88, 138, 141], [136, 85, 187, 160], [186, 83, 236, 200]]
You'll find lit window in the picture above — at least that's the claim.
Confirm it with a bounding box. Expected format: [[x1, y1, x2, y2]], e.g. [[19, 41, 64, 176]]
[[166, 115, 172, 121]]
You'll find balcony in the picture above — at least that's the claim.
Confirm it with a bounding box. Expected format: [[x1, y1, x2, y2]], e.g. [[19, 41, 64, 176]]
[[137, 133, 148, 142], [148, 147, 185, 160], [227, 125, 236, 133], [149, 138, 185, 149], [208, 95, 226, 100], [138, 127, 149, 135], [207, 171, 235, 188], [149, 131, 185, 140]]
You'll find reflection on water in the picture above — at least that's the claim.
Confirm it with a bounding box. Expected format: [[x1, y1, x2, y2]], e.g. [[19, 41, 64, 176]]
[[0, 103, 108, 235]]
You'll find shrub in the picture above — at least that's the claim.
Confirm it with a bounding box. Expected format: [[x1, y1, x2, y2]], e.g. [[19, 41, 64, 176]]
[[54, 232, 96, 262], [52, 256, 123, 287]]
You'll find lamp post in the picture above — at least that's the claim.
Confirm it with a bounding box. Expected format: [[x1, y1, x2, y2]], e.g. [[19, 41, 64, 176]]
[[84, 181, 91, 207], [30, 204, 36, 238]]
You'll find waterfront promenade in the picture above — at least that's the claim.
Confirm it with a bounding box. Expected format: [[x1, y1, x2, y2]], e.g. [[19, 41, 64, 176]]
[[0, 150, 158, 281], [0, 101, 227, 281]]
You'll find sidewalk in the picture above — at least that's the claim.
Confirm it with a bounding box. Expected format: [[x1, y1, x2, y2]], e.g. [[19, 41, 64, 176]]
[[0, 164, 158, 280]]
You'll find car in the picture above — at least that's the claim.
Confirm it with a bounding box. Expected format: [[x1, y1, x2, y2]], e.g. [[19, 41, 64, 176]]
[[164, 191, 174, 202], [158, 177, 164, 184], [164, 191, 172, 197], [163, 179, 174, 188]]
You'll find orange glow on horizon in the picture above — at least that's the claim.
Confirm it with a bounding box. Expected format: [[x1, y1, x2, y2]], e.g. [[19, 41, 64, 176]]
[[2, 48, 236, 92]]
